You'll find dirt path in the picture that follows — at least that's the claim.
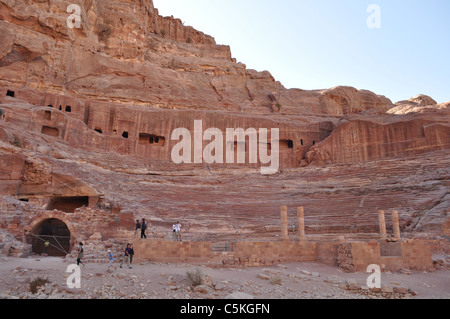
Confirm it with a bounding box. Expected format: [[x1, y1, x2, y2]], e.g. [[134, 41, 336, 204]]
[[0, 256, 449, 299]]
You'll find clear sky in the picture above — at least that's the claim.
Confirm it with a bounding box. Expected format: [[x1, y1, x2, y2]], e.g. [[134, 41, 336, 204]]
[[154, 0, 450, 104]]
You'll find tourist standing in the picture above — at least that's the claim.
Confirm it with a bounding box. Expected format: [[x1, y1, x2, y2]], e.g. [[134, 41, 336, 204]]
[[135, 219, 141, 238], [141, 218, 147, 239], [176, 221, 182, 241], [172, 223, 177, 241]]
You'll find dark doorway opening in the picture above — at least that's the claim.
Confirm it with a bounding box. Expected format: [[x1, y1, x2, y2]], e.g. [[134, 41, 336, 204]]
[[47, 196, 89, 213], [29, 218, 71, 256], [6, 90, 15, 97], [44, 110, 51, 121], [280, 140, 294, 149], [41, 126, 59, 137], [139, 133, 165, 146]]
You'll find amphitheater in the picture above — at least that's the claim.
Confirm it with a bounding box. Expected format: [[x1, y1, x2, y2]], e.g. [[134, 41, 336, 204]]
[[0, 0, 449, 278]]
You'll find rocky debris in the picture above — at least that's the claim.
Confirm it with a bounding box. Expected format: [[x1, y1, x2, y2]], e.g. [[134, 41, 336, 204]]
[[337, 244, 354, 273], [193, 285, 212, 294], [399, 268, 412, 275], [324, 275, 344, 284], [339, 281, 417, 299], [345, 279, 361, 291], [0, 230, 31, 258], [257, 273, 271, 281], [433, 256, 450, 270], [1, 257, 447, 299]]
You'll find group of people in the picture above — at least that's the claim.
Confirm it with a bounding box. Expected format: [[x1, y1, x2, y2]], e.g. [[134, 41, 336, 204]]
[[134, 218, 148, 239], [135, 218, 182, 242], [74, 219, 183, 272], [75, 242, 135, 272], [108, 243, 135, 271]]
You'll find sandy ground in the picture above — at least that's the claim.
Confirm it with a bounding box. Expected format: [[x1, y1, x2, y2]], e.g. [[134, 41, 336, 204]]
[[0, 256, 449, 300]]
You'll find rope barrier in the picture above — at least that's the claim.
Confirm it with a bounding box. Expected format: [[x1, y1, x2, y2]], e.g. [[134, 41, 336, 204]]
[[28, 232, 70, 255]]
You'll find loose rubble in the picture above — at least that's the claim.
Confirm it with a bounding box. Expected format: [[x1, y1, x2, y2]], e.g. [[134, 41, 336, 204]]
[[1, 257, 449, 299]]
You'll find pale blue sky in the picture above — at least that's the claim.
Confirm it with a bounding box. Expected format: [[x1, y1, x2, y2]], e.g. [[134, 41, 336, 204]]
[[154, 0, 450, 104]]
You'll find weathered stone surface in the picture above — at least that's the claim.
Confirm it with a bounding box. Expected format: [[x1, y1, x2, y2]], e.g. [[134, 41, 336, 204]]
[[193, 285, 211, 294], [0, 0, 448, 261]]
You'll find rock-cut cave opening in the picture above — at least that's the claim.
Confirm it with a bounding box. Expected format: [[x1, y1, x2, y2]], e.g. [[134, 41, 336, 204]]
[[29, 218, 71, 256]]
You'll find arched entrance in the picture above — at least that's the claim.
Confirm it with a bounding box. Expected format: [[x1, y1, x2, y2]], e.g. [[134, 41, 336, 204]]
[[28, 218, 72, 256]]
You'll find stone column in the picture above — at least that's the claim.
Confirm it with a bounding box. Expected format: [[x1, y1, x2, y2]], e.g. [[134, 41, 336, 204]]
[[378, 210, 387, 241], [281, 206, 288, 241], [392, 210, 401, 241], [297, 206, 305, 241]]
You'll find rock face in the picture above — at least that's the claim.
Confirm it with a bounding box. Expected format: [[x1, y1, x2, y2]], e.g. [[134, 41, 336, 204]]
[[0, 0, 392, 115], [0, 0, 449, 247], [306, 111, 450, 165]]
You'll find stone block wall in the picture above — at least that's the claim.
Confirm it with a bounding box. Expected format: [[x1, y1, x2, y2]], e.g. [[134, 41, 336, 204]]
[[133, 240, 319, 266], [132, 240, 213, 263], [341, 240, 434, 272], [234, 242, 317, 264], [132, 238, 435, 272]]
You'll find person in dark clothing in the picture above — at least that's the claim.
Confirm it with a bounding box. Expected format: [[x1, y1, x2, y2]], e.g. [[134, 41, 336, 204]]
[[135, 220, 141, 238], [141, 218, 147, 239], [120, 243, 133, 269], [129, 244, 135, 264]]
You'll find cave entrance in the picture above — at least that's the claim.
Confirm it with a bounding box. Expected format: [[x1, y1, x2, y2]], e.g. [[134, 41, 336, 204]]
[[47, 196, 89, 213], [41, 126, 59, 137], [29, 218, 71, 256]]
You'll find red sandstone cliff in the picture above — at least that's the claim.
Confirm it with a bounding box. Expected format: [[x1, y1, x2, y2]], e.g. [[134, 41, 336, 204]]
[[0, 0, 448, 243]]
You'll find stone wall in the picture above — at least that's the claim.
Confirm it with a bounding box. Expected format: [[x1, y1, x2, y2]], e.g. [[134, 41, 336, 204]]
[[133, 238, 434, 272], [338, 240, 434, 272], [132, 240, 214, 263]]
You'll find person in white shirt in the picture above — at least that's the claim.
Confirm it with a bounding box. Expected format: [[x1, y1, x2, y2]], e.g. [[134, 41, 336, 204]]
[[175, 221, 182, 241], [172, 223, 177, 241]]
